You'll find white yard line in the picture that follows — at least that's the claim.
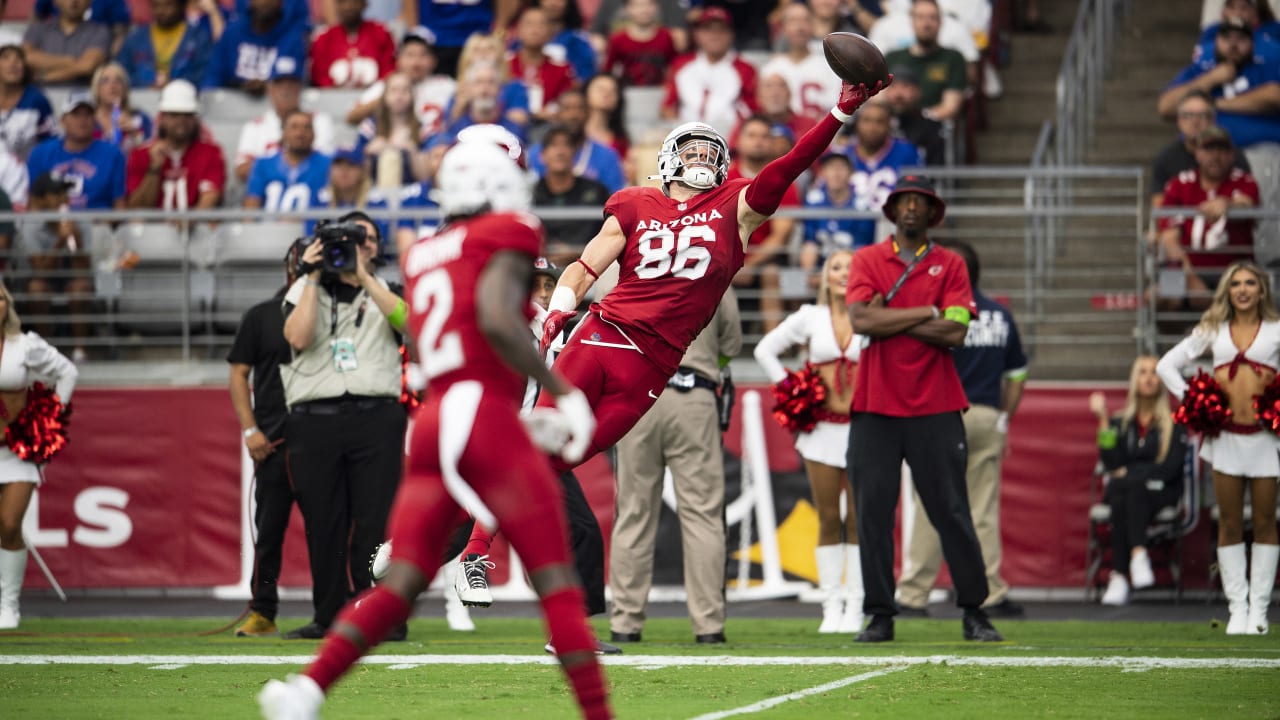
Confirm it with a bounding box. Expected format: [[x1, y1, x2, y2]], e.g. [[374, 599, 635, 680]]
[[686, 667, 908, 720], [2, 654, 1280, 669]]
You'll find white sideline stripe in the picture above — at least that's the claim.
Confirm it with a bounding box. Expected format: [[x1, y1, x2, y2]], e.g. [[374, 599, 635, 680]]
[[687, 668, 907, 720], [3, 654, 1280, 670]]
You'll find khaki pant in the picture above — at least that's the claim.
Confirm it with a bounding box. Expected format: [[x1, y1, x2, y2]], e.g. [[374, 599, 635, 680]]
[[897, 404, 1009, 608], [610, 386, 726, 636]]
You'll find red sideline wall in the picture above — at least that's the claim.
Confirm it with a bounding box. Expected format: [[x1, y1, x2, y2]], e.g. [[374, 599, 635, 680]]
[[21, 384, 1213, 592]]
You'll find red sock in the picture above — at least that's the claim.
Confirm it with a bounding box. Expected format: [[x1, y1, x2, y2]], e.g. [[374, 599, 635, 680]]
[[305, 587, 411, 691], [463, 524, 494, 558], [541, 587, 612, 719]]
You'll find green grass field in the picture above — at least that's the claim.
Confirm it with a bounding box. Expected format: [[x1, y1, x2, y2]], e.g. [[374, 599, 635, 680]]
[[3, 616, 1280, 719]]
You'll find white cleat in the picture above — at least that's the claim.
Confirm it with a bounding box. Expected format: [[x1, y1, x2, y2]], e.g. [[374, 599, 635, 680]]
[[0, 607, 19, 630], [444, 565, 476, 632], [258, 674, 323, 720], [370, 541, 392, 581], [1129, 550, 1155, 590], [1100, 573, 1129, 606], [455, 554, 496, 607]]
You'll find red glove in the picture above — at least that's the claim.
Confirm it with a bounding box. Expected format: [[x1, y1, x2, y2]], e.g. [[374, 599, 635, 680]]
[[540, 309, 577, 356], [836, 75, 894, 116]]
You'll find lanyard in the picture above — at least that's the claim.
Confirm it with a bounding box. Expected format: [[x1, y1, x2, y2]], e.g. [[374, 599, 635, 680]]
[[329, 287, 368, 336], [884, 241, 933, 303]]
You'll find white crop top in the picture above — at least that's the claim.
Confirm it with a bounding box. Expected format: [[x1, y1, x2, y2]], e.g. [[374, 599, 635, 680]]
[[753, 304, 863, 384], [0, 332, 78, 402], [1156, 319, 1280, 397]]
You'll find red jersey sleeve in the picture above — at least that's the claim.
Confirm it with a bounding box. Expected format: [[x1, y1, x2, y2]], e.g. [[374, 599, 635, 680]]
[[486, 211, 545, 260], [603, 187, 638, 229], [736, 59, 760, 115], [939, 250, 976, 315], [846, 246, 878, 304], [125, 145, 151, 196], [198, 142, 227, 196], [1159, 177, 1187, 232], [1235, 171, 1261, 206]]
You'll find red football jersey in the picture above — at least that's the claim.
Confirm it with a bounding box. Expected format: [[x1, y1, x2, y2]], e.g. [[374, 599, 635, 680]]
[[125, 139, 226, 210], [310, 21, 397, 88], [603, 27, 678, 87], [1159, 168, 1260, 269], [594, 180, 749, 375], [726, 162, 799, 249], [402, 211, 544, 403], [508, 53, 576, 114]]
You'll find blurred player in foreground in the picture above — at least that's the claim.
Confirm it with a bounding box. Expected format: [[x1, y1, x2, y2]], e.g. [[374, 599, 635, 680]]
[[258, 140, 612, 720]]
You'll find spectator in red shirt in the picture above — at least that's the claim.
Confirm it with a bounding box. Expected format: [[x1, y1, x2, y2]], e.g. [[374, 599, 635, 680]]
[[508, 5, 578, 123], [310, 0, 396, 89], [661, 6, 758, 132], [602, 0, 678, 87], [1157, 125, 1260, 311], [727, 114, 798, 334], [124, 79, 226, 210], [845, 174, 1003, 645], [730, 73, 817, 151]]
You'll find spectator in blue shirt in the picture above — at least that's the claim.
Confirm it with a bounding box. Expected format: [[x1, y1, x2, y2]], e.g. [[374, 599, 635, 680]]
[[1193, 0, 1280, 65], [529, 0, 597, 83], [34, 0, 131, 56], [117, 0, 214, 89], [1159, 18, 1280, 149], [244, 110, 332, 214], [202, 0, 308, 94], [26, 92, 126, 211], [0, 35, 57, 162], [428, 60, 528, 152], [407, 0, 511, 76], [525, 88, 624, 193], [800, 152, 876, 287]]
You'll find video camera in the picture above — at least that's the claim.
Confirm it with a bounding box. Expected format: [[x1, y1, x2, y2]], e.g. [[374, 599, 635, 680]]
[[297, 221, 368, 276]]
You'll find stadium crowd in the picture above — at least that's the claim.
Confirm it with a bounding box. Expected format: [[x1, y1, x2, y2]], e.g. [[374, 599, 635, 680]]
[[0, 0, 1013, 358]]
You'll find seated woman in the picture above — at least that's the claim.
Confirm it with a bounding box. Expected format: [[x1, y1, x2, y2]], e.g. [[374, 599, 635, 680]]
[[1088, 355, 1188, 607], [91, 62, 153, 156], [355, 72, 432, 187]]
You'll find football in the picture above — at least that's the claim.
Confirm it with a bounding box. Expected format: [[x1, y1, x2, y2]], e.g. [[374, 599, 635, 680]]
[[822, 32, 890, 87]]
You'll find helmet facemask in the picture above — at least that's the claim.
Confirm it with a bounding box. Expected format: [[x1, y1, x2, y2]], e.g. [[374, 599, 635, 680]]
[[651, 122, 729, 195]]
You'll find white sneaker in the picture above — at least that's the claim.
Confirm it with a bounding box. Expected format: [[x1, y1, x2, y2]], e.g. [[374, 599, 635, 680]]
[[983, 62, 1003, 99], [1129, 550, 1155, 589], [258, 674, 323, 720], [1101, 573, 1130, 606], [0, 607, 18, 629], [454, 554, 495, 607]]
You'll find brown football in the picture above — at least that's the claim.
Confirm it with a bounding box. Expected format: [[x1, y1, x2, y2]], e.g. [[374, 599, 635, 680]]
[[822, 32, 889, 87]]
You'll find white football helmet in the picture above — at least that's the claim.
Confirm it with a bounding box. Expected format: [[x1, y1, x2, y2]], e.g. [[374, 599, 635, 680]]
[[434, 140, 531, 218], [454, 123, 526, 167], [650, 122, 730, 194]]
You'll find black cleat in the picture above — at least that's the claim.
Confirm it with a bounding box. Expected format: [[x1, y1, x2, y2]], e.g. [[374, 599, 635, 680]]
[[610, 631, 642, 643], [962, 608, 1004, 641], [854, 614, 894, 643], [695, 632, 727, 644], [281, 622, 326, 640]]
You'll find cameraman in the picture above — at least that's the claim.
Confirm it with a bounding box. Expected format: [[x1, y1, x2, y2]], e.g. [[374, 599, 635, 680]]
[[279, 211, 409, 640]]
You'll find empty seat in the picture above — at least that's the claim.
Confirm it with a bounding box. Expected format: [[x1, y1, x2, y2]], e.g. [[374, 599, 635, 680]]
[[211, 221, 304, 332], [199, 89, 269, 123], [118, 222, 186, 263], [216, 221, 306, 265]]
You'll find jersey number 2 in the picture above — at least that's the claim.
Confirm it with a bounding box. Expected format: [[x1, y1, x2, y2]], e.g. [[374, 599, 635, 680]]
[[413, 269, 464, 379], [634, 226, 714, 280]]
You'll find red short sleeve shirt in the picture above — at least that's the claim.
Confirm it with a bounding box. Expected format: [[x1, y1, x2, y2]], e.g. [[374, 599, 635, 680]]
[[845, 239, 975, 416]]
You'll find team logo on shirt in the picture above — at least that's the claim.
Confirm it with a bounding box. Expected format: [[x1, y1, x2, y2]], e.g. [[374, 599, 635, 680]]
[[929, 264, 943, 276]]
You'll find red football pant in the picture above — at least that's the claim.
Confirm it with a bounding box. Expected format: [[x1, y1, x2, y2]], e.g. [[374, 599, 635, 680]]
[[537, 313, 671, 471], [305, 381, 609, 716]]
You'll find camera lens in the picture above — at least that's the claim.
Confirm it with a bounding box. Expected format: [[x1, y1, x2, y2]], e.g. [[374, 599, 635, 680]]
[[325, 243, 350, 269]]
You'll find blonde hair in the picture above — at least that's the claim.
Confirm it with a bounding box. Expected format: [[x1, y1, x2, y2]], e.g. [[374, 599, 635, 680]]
[[1120, 355, 1175, 463], [0, 283, 22, 336], [816, 249, 853, 308], [457, 33, 511, 83], [1195, 260, 1280, 335], [91, 62, 134, 113]]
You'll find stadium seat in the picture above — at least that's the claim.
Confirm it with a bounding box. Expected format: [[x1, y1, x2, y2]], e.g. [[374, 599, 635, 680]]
[[131, 89, 161, 117], [106, 223, 213, 336], [623, 87, 672, 146], [303, 88, 365, 122], [211, 221, 304, 332], [1084, 442, 1200, 604], [199, 89, 269, 123]]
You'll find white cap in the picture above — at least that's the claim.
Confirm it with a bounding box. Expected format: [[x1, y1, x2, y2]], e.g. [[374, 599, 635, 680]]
[[0, 31, 22, 51], [158, 80, 199, 113]]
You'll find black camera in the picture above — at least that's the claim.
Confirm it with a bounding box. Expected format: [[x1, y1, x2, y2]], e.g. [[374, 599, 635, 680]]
[[315, 221, 368, 274]]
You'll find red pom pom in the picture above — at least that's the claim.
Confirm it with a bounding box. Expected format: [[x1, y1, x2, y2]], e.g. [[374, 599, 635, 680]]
[[1173, 370, 1232, 438], [4, 383, 71, 464], [399, 345, 422, 415], [1253, 377, 1280, 436], [770, 364, 828, 433]]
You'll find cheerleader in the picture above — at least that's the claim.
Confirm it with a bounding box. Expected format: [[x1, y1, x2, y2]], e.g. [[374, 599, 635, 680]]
[[0, 283, 77, 629], [754, 249, 864, 633], [1157, 260, 1279, 635]]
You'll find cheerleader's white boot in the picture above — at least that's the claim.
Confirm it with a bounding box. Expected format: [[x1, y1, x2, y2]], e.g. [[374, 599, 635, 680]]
[[1218, 543, 1251, 635], [837, 544, 865, 633], [0, 547, 26, 629], [815, 544, 845, 634], [1247, 544, 1278, 635]]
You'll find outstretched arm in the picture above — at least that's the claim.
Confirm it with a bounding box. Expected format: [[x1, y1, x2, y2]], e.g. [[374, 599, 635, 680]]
[[546, 215, 627, 313], [738, 78, 892, 239]]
